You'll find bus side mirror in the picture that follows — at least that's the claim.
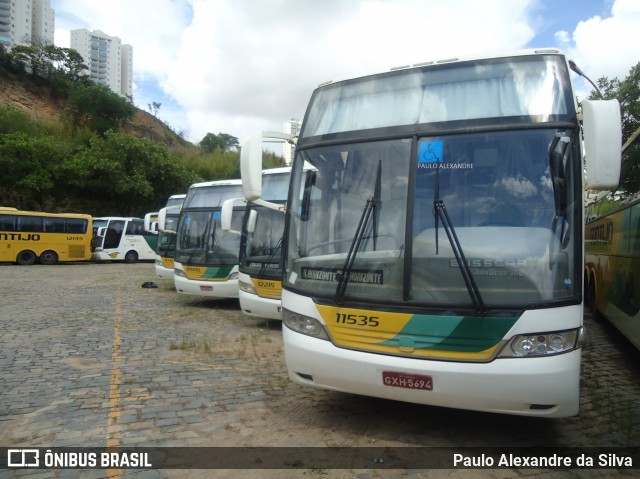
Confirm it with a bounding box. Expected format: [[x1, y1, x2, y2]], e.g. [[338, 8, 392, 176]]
[[158, 206, 180, 233], [144, 212, 159, 231], [221, 198, 245, 235], [247, 209, 258, 234], [241, 130, 294, 208], [96, 227, 106, 237], [158, 208, 167, 231], [582, 99, 622, 191]]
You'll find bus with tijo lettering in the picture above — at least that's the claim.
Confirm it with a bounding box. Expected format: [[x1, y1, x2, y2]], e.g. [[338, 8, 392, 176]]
[[173, 179, 245, 297], [91, 217, 157, 262], [0, 207, 93, 265], [241, 49, 621, 417], [222, 167, 292, 319], [153, 194, 186, 280], [584, 132, 640, 350]]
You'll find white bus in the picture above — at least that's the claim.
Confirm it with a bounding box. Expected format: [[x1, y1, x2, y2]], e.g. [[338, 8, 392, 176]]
[[92, 217, 157, 262], [154, 194, 186, 280], [241, 49, 621, 417], [173, 179, 245, 297], [222, 168, 291, 319]]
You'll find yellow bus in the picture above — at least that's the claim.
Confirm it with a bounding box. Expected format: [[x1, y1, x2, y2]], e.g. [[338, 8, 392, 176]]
[[0, 207, 93, 265], [585, 197, 640, 350]]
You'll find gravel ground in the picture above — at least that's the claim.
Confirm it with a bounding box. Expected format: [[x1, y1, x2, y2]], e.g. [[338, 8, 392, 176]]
[[0, 262, 639, 479]]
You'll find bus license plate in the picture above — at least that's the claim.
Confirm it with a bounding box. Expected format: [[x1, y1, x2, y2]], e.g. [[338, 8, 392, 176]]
[[382, 371, 432, 391], [200, 285, 213, 291]]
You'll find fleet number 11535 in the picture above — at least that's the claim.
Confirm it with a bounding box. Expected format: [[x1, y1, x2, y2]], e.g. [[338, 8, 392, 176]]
[[336, 313, 379, 327]]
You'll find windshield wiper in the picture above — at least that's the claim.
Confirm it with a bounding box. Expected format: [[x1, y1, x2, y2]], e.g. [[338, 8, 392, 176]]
[[258, 237, 282, 279], [334, 160, 381, 304], [207, 219, 228, 265], [432, 162, 487, 315]]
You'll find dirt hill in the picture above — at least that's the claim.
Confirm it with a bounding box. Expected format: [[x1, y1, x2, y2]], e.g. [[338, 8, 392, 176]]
[[0, 72, 192, 151]]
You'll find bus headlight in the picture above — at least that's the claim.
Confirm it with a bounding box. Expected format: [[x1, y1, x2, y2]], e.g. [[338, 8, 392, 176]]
[[155, 258, 163, 267], [229, 272, 239, 280], [499, 328, 584, 357], [239, 280, 256, 295], [283, 309, 330, 340], [174, 268, 186, 278]]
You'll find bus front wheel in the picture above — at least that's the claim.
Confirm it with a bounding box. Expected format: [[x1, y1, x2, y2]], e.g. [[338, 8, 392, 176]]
[[39, 250, 58, 265], [124, 250, 138, 263], [16, 250, 37, 265]]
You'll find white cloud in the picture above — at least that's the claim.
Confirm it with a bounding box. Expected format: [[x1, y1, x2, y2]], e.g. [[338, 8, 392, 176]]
[[161, 0, 536, 143], [53, 0, 639, 145], [559, 0, 640, 91]]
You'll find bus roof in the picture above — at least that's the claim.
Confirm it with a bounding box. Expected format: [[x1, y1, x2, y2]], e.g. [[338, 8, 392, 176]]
[[315, 48, 567, 88], [188, 178, 243, 189], [1, 208, 91, 218]]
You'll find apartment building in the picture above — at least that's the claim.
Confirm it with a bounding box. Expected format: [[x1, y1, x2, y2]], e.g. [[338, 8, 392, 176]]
[[282, 118, 301, 165], [71, 28, 133, 97], [0, 0, 55, 49]]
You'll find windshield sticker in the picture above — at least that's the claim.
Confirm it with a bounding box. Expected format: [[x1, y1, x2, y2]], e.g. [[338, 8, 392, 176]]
[[418, 140, 444, 164], [418, 139, 473, 170], [301, 267, 384, 285]]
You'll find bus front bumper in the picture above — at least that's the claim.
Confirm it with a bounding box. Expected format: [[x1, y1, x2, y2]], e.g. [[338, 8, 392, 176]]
[[282, 326, 581, 418], [239, 290, 282, 320], [174, 273, 239, 298]]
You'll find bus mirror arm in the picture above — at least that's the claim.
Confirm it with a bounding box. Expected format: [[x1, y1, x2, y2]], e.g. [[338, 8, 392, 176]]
[[252, 199, 286, 213]]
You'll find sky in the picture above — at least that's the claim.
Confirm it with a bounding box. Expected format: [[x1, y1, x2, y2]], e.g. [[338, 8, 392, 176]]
[[51, 0, 640, 147]]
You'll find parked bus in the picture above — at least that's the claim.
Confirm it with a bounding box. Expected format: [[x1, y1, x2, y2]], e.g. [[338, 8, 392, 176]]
[[92, 217, 157, 262], [0, 208, 93, 265], [173, 179, 245, 297], [584, 131, 640, 350], [241, 49, 621, 417], [222, 168, 291, 319], [165, 194, 186, 209], [155, 194, 186, 280]]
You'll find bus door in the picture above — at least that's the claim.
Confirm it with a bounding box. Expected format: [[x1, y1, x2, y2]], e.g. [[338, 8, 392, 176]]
[[104, 220, 125, 249]]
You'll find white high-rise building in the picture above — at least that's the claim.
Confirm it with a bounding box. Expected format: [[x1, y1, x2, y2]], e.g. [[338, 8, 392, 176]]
[[282, 119, 301, 165], [71, 29, 133, 97], [0, 0, 55, 49]]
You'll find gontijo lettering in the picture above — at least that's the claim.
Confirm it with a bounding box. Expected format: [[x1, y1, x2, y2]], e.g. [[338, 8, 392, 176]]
[[0, 233, 41, 241]]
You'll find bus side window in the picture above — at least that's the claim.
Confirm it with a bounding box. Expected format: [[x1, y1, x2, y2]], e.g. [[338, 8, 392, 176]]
[[0, 214, 16, 231], [66, 219, 87, 234], [18, 216, 42, 232], [44, 218, 65, 233]]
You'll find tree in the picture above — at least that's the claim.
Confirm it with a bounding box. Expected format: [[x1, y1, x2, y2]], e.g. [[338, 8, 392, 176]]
[[200, 132, 239, 153], [591, 62, 640, 197], [61, 132, 198, 215], [66, 82, 136, 136], [148, 101, 161, 117]]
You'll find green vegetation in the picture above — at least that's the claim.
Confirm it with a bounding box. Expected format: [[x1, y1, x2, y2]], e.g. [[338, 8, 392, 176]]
[[0, 41, 286, 217]]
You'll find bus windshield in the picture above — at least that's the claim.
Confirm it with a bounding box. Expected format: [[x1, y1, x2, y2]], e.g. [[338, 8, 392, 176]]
[[286, 57, 580, 311], [176, 183, 245, 267], [241, 205, 285, 279]]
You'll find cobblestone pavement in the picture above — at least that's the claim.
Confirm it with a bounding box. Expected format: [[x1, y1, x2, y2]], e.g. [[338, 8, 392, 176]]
[[0, 263, 639, 479]]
